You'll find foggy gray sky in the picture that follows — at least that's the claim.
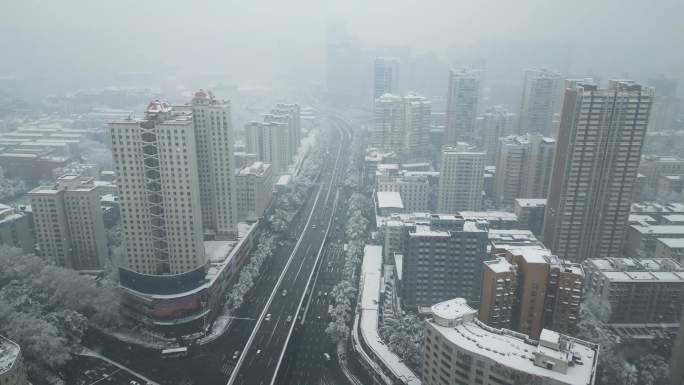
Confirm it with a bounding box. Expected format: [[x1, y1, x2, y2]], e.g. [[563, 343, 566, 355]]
[[1, 0, 683, 93]]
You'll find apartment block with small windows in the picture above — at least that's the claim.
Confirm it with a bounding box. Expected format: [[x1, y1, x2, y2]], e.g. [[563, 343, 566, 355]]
[[29, 174, 108, 271], [493, 133, 555, 208], [543, 80, 653, 261], [372, 93, 431, 159], [236, 161, 275, 222], [583, 257, 684, 324], [401, 218, 488, 309], [483, 230, 584, 337], [437, 144, 485, 213]]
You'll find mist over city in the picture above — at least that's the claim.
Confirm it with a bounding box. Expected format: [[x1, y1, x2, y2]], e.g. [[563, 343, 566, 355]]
[[0, 1, 682, 385]]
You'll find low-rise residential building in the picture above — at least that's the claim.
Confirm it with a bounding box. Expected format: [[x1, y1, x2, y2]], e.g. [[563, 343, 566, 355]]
[[376, 191, 404, 216], [625, 223, 684, 257], [236, 162, 275, 222], [631, 201, 684, 223], [658, 175, 684, 199], [29, 174, 108, 270], [638, 155, 684, 192], [514, 198, 546, 236], [423, 298, 599, 385], [655, 238, 684, 263], [377, 171, 431, 213], [583, 258, 684, 324], [0, 204, 34, 253], [363, 147, 399, 185], [0, 335, 28, 385], [459, 211, 519, 229], [0, 126, 88, 183]]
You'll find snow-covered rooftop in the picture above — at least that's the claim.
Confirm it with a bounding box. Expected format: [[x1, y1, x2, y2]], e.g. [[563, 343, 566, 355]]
[[358, 245, 421, 385], [631, 224, 684, 235], [586, 258, 684, 283], [657, 238, 684, 248], [276, 174, 291, 186], [427, 299, 598, 385], [460, 210, 518, 222], [0, 335, 20, 375], [204, 240, 237, 263], [376, 191, 404, 209], [514, 198, 546, 207], [484, 257, 514, 274]]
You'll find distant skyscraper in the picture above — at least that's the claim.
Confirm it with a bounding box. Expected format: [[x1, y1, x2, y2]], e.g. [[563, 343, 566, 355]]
[[325, 23, 363, 106], [246, 121, 290, 173], [437, 144, 485, 212], [402, 94, 432, 158], [29, 174, 108, 270], [445, 69, 482, 144], [372, 93, 431, 158], [372, 94, 404, 151], [476, 106, 516, 165], [373, 57, 400, 100], [493, 133, 555, 207], [519, 68, 562, 136], [543, 80, 653, 261], [647, 75, 680, 132], [271, 103, 302, 161]]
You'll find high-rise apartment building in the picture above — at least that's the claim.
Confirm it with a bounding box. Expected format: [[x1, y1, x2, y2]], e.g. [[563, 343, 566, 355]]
[[479, 257, 517, 329], [29, 174, 107, 270], [638, 155, 684, 194], [372, 94, 431, 158], [437, 144, 485, 212], [110, 101, 205, 276], [373, 57, 400, 100], [246, 121, 290, 173], [543, 80, 653, 261], [180, 90, 238, 239], [236, 162, 275, 222], [445, 69, 482, 144], [583, 257, 684, 324], [476, 106, 516, 165], [493, 133, 555, 207], [423, 299, 599, 385], [519, 68, 562, 136], [271, 103, 301, 162], [484, 230, 585, 337], [401, 218, 488, 309]]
